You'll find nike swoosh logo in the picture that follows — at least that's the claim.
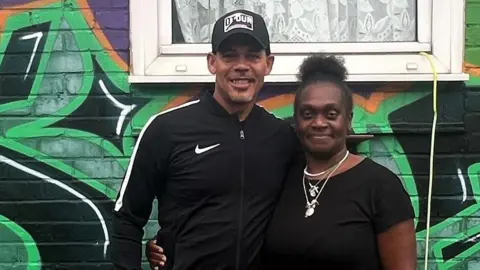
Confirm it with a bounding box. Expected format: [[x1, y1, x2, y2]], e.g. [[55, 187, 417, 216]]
[[195, 143, 220, 154]]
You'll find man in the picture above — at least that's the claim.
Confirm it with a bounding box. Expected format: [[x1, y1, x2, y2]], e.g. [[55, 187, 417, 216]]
[[110, 9, 298, 270]]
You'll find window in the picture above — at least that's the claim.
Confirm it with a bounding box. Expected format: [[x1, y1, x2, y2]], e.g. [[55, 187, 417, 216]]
[[129, 0, 469, 83]]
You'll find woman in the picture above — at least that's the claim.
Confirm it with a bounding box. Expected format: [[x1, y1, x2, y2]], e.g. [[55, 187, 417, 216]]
[[147, 54, 417, 269]]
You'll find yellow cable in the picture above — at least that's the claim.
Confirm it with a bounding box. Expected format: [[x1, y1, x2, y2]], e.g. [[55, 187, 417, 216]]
[[419, 52, 438, 270]]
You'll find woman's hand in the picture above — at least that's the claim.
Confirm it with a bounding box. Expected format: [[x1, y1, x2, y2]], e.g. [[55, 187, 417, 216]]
[[146, 239, 167, 269]]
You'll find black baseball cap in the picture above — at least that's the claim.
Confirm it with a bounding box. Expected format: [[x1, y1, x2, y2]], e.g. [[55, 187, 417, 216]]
[[211, 9, 270, 55]]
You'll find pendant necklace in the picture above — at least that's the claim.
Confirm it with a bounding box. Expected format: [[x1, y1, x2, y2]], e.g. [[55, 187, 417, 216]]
[[302, 150, 349, 218], [306, 166, 335, 197], [304, 151, 349, 198]]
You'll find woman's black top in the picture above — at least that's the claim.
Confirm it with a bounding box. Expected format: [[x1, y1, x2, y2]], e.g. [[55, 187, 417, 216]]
[[261, 158, 415, 269]]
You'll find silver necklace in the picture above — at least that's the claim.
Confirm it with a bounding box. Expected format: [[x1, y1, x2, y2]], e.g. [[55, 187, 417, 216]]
[[302, 151, 349, 218], [306, 166, 335, 197], [303, 161, 338, 178], [304, 151, 350, 197]]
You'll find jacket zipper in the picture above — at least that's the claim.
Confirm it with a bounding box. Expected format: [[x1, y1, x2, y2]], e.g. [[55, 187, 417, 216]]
[[236, 128, 245, 270]]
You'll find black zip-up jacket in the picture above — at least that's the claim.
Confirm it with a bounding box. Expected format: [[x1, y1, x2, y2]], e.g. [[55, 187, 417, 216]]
[[110, 91, 297, 270]]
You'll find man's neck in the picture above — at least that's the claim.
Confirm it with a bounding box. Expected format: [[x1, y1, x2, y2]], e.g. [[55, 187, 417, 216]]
[[212, 91, 255, 122]]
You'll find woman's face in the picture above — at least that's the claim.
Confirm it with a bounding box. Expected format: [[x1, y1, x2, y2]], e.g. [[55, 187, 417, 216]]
[[295, 82, 352, 158]]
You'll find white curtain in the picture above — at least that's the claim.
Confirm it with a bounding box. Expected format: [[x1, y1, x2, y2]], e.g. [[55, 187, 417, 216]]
[[173, 0, 416, 43]]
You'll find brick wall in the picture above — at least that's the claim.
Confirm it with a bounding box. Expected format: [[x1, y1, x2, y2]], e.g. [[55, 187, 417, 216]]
[[0, 0, 479, 269]]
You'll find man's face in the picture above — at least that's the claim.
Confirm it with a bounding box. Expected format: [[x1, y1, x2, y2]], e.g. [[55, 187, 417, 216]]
[[207, 34, 274, 105]]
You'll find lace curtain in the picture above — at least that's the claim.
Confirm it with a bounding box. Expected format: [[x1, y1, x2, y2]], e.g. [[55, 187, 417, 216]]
[[173, 0, 416, 43]]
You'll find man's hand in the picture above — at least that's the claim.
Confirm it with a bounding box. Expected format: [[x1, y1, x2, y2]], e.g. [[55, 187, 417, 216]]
[[146, 239, 167, 269]]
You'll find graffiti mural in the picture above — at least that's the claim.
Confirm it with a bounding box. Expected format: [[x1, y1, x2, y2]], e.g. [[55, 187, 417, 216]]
[[0, 0, 479, 269]]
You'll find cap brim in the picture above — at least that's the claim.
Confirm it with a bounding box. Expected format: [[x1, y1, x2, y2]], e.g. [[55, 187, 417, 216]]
[[213, 29, 268, 52]]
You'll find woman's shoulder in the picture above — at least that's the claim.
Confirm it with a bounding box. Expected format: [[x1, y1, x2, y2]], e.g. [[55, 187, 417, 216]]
[[354, 158, 408, 194], [345, 157, 404, 189], [353, 158, 399, 178]]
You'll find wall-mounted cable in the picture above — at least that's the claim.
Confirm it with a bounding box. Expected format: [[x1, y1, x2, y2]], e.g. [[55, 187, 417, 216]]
[[419, 52, 438, 270]]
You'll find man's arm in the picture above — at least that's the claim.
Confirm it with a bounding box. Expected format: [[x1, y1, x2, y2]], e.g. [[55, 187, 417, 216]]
[[110, 115, 169, 269]]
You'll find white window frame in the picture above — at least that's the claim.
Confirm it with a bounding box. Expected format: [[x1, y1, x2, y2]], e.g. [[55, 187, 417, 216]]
[[129, 0, 469, 83]]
